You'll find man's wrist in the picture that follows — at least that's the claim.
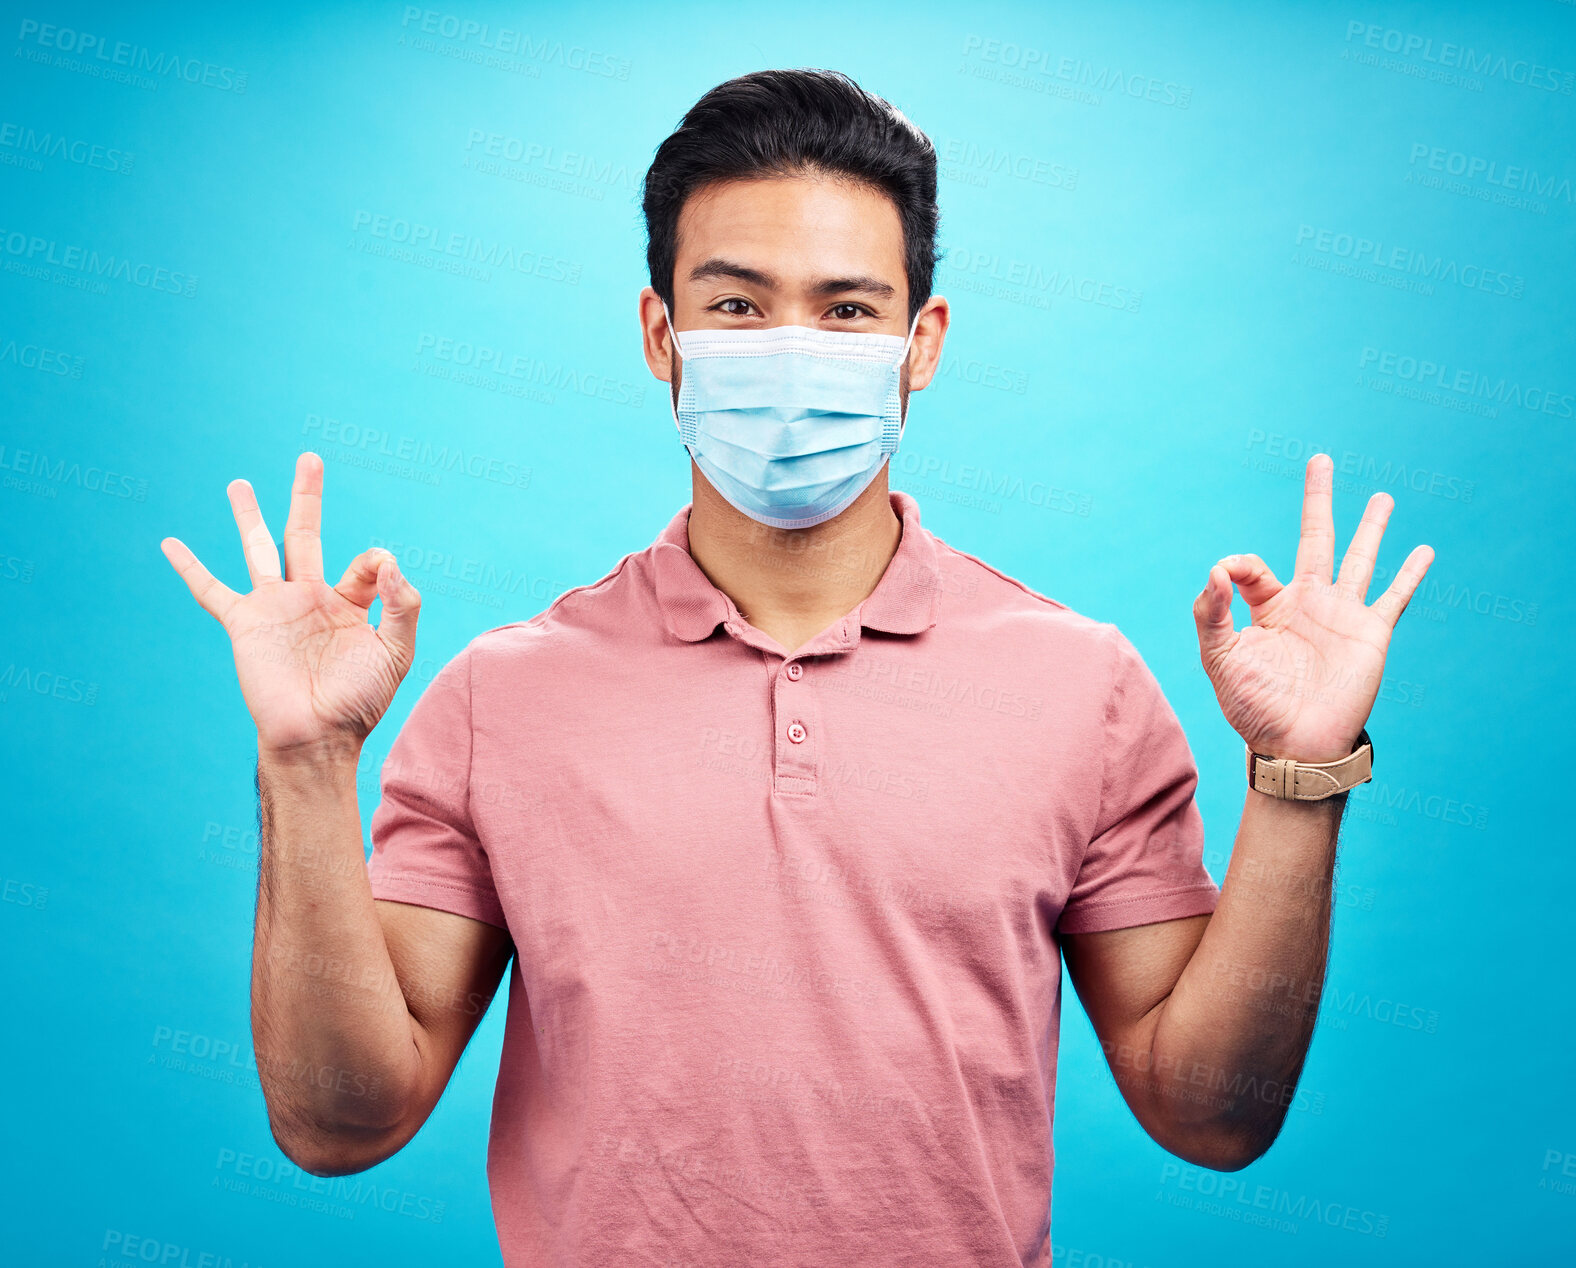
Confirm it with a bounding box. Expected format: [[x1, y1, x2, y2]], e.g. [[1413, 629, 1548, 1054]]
[[1243, 731, 1366, 766], [257, 734, 365, 778], [1246, 729, 1372, 801]]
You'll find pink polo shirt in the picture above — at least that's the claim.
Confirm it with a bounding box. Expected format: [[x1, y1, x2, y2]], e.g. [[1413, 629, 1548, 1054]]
[[366, 489, 1219, 1267]]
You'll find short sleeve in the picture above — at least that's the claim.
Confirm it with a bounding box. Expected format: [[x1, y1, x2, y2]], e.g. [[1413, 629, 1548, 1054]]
[[1056, 626, 1220, 935], [367, 643, 508, 929]]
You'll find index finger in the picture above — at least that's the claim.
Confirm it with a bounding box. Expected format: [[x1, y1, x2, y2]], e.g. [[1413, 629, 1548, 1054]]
[[160, 536, 242, 626], [1371, 544, 1435, 628]]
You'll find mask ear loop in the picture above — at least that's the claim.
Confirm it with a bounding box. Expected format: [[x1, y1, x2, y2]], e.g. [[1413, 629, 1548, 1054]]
[[899, 306, 923, 363], [662, 302, 697, 447], [880, 308, 924, 456], [661, 301, 683, 359]]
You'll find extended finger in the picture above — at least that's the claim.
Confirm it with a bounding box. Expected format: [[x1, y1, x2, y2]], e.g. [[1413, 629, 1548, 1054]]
[[1292, 454, 1337, 583], [227, 479, 282, 586], [282, 452, 325, 582], [1335, 491, 1393, 601], [1371, 544, 1436, 628], [1218, 553, 1283, 607], [160, 536, 242, 626]]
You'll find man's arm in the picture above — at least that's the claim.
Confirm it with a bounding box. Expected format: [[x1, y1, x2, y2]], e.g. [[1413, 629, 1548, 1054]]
[[251, 743, 514, 1176], [1062, 452, 1432, 1171], [1062, 789, 1342, 1170], [161, 453, 513, 1176]]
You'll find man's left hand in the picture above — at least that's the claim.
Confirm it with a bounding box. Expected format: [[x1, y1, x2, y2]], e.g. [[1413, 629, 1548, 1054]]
[[1193, 453, 1435, 764]]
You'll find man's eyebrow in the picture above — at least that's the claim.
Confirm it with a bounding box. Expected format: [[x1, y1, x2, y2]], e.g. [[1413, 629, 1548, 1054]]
[[687, 258, 778, 288], [685, 259, 897, 300], [809, 275, 897, 299]]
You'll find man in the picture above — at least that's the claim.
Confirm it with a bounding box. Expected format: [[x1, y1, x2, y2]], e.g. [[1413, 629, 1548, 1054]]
[[160, 69, 1433, 1267]]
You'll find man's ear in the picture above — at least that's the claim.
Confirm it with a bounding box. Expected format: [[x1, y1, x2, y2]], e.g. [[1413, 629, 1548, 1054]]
[[639, 286, 677, 382], [903, 297, 951, 393]]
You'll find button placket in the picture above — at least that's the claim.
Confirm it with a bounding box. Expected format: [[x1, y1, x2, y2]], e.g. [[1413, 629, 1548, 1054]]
[[772, 657, 820, 794]]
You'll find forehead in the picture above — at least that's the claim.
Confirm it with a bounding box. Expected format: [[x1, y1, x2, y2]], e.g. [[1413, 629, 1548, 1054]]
[[674, 175, 906, 283]]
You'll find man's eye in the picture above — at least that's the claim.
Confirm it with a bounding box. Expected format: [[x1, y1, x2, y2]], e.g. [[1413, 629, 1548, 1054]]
[[717, 298, 755, 316], [830, 304, 868, 320]]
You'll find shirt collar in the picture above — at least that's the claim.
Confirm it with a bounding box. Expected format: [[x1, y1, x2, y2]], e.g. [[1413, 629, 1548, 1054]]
[[650, 490, 942, 644]]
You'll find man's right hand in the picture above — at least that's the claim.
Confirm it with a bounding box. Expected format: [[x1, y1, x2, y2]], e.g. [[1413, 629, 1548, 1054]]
[[159, 451, 421, 756], [157, 450, 508, 1177]]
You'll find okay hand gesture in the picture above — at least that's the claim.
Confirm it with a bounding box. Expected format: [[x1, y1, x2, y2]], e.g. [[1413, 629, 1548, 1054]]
[[1193, 454, 1435, 764], [160, 452, 421, 758]]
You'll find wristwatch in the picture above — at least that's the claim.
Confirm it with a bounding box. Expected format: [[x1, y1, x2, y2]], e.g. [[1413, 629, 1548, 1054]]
[[1246, 728, 1373, 801]]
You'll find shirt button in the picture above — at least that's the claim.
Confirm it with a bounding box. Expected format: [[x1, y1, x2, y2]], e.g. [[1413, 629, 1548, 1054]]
[[786, 662, 803, 681], [787, 721, 807, 744]]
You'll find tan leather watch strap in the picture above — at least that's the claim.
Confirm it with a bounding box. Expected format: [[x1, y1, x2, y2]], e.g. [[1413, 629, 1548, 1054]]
[[1247, 728, 1373, 800]]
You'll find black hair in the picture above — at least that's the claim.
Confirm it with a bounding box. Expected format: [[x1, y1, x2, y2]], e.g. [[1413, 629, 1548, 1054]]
[[642, 69, 940, 324]]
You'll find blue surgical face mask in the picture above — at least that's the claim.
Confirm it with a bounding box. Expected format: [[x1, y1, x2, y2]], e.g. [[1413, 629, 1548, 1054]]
[[663, 303, 922, 530]]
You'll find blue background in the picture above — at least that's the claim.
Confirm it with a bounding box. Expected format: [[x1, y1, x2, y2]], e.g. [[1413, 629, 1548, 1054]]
[[3, 1, 1572, 1264]]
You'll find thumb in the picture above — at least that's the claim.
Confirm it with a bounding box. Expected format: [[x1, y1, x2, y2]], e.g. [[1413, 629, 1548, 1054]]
[[336, 545, 398, 608], [1193, 563, 1236, 669], [374, 554, 421, 670]]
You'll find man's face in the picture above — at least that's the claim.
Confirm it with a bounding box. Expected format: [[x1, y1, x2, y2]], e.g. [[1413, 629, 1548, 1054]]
[[639, 173, 946, 414]]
